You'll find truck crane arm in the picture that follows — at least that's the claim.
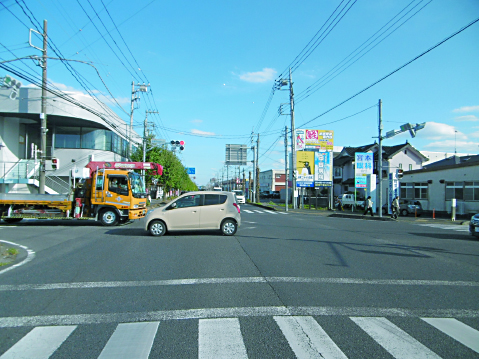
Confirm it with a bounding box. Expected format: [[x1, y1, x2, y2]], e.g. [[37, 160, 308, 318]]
[[85, 162, 163, 177]]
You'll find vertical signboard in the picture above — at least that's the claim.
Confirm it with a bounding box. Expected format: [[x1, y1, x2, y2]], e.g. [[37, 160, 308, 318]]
[[296, 151, 314, 187], [314, 151, 333, 187], [388, 172, 399, 215], [367, 174, 377, 214], [355, 152, 373, 188]]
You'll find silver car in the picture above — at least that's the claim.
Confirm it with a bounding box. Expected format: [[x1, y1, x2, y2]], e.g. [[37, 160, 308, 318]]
[[145, 191, 241, 236]]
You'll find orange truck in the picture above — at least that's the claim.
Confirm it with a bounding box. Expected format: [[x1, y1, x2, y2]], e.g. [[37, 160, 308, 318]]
[[0, 162, 163, 226]]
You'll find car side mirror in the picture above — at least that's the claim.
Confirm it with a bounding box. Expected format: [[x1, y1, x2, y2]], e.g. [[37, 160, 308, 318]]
[[168, 203, 177, 210]]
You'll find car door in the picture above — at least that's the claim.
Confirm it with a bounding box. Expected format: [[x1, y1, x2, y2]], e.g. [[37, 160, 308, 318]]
[[200, 194, 228, 229], [164, 194, 201, 230]]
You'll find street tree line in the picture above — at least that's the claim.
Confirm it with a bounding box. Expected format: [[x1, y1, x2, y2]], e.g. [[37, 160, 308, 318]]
[[131, 137, 197, 196]]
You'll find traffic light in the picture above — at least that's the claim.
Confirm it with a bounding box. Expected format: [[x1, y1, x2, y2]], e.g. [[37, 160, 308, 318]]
[[170, 140, 185, 150], [397, 169, 403, 178], [2, 74, 22, 100], [52, 158, 59, 170]]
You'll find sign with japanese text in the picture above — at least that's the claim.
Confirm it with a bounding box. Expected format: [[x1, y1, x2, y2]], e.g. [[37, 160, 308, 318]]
[[314, 151, 333, 187], [355, 152, 374, 188], [296, 151, 314, 187], [295, 129, 334, 151]]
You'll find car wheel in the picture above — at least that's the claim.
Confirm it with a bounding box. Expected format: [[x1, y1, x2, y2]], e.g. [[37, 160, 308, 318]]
[[382, 208, 387, 215], [221, 219, 237, 236], [3, 218, 23, 224], [401, 209, 408, 216], [149, 220, 166, 236], [100, 209, 118, 226]]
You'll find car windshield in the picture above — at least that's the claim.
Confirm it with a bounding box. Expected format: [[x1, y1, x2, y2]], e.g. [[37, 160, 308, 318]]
[[234, 190, 244, 196], [128, 172, 146, 198]]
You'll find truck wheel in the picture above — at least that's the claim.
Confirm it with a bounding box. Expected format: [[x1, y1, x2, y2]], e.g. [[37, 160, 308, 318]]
[[100, 209, 118, 226], [3, 218, 23, 224], [149, 220, 166, 236]]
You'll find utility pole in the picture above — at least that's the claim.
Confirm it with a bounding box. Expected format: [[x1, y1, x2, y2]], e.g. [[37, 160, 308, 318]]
[[289, 68, 297, 209], [378, 99, 383, 218], [129, 82, 150, 159], [142, 110, 158, 183], [248, 171, 252, 201], [39, 20, 48, 194], [256, 133, 260, 203], [285, 126, 289, 211]]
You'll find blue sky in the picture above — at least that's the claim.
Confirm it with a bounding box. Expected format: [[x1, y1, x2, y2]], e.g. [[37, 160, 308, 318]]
[[1, 0, 478, 186]]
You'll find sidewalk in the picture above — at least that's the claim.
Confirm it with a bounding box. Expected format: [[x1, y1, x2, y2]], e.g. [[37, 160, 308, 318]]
[[249, 201, 470, 226]]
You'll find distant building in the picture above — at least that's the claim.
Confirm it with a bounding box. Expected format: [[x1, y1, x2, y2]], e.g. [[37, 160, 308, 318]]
[[259, 169, 286, 192]]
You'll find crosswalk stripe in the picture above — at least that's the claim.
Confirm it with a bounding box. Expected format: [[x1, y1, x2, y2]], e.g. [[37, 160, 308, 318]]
[[422, 318, 479, 353], [263, 210, 277, 214], [0, 325, 76, 359], [418, 224, 469, 231], [198, 318, 248, 359], [98, 321, 159, 359], [350, 317, 439, 359], [274, 316, 347, 359], [253, 210, 264, 213], [243, 210, 254, 213]]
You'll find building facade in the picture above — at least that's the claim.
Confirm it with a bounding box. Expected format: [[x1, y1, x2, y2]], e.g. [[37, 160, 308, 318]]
[[0, 86, 140, 194]]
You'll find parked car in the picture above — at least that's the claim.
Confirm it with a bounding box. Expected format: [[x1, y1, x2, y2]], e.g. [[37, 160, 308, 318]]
[[469, 214, 479, 237], [382, 199, 423, 216], [232, 189, 245, 204], [272, 191, 280, 199], [260, 191, 271, 199], [145, 191, 241, 236]]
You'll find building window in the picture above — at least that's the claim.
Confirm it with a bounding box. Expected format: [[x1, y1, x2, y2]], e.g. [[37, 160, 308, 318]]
[[334, 167, 342, 178], [465, 182, 479, 201], [448, 181, 479, 201], [409, 164, 413, 171], [398, 163, 402, 169], [56, 126, 81, 148], [414, 182, 428, 199], [445, 182, 464, 201], [400, 182, 414, 199]]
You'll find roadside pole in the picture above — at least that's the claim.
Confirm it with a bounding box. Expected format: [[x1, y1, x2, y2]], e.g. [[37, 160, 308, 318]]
[[378, 99, 383, 218], [289, 68, 297, 209], [39, 20, 48, 194], [285, 126, 288, 212]]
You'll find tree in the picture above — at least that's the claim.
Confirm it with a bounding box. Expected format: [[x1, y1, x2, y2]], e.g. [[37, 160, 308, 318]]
[[131, 137, 197, 197]]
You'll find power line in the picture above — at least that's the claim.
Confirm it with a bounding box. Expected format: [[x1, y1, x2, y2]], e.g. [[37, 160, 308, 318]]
[[298, 17, 479, 129], [296, 0, 433, 104]]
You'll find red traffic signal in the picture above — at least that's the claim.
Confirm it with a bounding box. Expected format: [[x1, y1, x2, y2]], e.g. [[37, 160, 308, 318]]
[[52, 158, 59, 170]]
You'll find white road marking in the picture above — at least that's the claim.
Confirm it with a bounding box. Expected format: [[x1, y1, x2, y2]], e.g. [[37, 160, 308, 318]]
[[253, 210, 264, 213], [0, 325, 76, 359], [417, 224, 469, 232], [351, 317, 439, 358], [421, 318, 479, 353], [274, 316, 347, 359], [263, 210, 277, 214], [0, 277, 476, 291], [198, 318, 247, 359], [0, 240, 36, 276], [242, 210, 254, 213], [0, 307, 477, 328], [98, 321, 159, 359]]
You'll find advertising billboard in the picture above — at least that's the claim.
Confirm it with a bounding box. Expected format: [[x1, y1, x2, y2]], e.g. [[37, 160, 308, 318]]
[[295, 129, 334, 151], [296, 151, 315, 187], [314, 151, 333, 187], [355, 152, 373, 188]]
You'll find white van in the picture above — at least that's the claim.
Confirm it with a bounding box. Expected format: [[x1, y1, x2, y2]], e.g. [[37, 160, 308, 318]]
[[233, 189, 245, 204], [213, 187, 222, 191]]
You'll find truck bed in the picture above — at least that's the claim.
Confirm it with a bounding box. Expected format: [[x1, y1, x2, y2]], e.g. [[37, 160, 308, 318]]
[[0, 193, 72, 202]]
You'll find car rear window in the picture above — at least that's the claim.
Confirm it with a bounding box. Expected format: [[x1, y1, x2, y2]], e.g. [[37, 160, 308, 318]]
[[204, 194, 227, 205]]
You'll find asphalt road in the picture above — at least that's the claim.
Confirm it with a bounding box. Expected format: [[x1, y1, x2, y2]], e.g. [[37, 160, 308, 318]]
[[0, 204, 477, 358]]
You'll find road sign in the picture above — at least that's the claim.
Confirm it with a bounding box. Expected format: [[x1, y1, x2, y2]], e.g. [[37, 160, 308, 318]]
[[225, 144, 247, 166], [186, 168, 195, 174]]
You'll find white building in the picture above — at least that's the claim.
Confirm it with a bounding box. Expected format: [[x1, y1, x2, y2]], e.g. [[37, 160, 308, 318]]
[[0, 85, 141, 194]]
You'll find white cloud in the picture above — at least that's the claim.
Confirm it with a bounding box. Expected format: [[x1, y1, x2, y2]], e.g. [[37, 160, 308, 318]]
[[239, 68, 277, 83], [191, 119, 203, 124], [423, 140, 479, 153], [454, 115, 478, 122], [453, 105, 479, 113], [417, 122, 468, 141], [191, 129, 215, 136]]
